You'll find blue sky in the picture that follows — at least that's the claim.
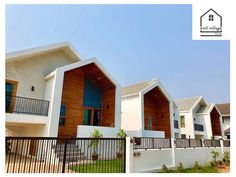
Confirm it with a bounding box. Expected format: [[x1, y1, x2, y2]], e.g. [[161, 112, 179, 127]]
[[6, 5, 230, 103]]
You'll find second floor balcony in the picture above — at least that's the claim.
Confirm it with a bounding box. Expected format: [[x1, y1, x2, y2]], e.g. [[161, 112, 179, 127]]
[[194, 123, 204, 132], [6, 95, 49, 116]]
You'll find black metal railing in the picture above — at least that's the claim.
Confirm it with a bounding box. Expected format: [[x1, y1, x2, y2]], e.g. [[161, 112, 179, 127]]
[[5, 137, 126, 173], [194, 124, 204, 131], [133, 137, 171, 149], [176, 139, 202, 148], [5, 95, 49, 116], [174, 120, 179, 129], [223, 140, 230, 147], [204, 139, 221, 147]]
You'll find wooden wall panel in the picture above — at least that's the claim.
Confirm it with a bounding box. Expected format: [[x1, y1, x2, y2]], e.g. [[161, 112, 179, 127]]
[[57, 69, 85, 138], [101, 88, 115, 127], [57, 67, 116, 138], [210, 107, 221, 136], [144, 87, 171, 138]]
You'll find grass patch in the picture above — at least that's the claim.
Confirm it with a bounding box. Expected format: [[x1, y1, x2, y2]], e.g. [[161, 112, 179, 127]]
[[162, 166, 219, 173], [70, 159, 124, 173]]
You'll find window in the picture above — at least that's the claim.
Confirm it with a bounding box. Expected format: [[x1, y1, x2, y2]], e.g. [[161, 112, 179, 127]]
[[180, 116, 185, 128], [181, 134, 186, 139], [84, 108, 101, 126], [209, 14, 214, 21], [147, 116, 152, 130], [59, 104, 66, 126]]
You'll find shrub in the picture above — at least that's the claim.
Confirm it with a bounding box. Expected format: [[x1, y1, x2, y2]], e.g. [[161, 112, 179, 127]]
[[218, 160, 223, 165], [223, 151, 230, 165], [211, 150, 219, 163], [194, 161, 201, 169], [210, 161, 216, 167], [177, 162, 184, 172], [161, 164, 168, 173]]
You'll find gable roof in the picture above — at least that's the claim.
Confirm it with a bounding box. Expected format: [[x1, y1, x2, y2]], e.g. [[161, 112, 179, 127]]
[[6, 41, 81, 62], [122, 79, 157, 96], [174, 96, 202, 112], [216, 103, 230, 116], [196, 104, 212, 114]]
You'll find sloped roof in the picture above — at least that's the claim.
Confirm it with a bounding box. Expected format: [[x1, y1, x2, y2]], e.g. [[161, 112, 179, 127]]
[[216, 103, 230, 116], [224, 127, 230, 135], [174, 96, 201, 111], [122, 79, 156, 96], [6, 41, 81, 62], [196, 104, 212, 114]]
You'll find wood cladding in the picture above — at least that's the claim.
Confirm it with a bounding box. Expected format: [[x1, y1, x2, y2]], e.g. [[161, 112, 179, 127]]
[[57, 69, 85, 138], [144, 87, 171, 138], [210, 107, 221, 136], [57, 65, 116, 138], [101, 88, 115, 127]]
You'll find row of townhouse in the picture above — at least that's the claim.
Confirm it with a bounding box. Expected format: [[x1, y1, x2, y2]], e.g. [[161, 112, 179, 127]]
[[5, 42, 230, 145]]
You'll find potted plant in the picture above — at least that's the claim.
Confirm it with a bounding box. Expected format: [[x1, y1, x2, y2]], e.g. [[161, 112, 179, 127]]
[[116, 129, 127, 159], [88, 129, 103, 161]]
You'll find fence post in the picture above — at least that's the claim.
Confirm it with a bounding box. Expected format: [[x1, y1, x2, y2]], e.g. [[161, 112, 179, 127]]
[[220, 139, 224, 156], [62, 140, 68, 173], [171, 138, 176, 168], [126, 137, 133, 173]]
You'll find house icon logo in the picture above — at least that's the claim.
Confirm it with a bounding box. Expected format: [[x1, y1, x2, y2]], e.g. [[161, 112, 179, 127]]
[[200, 9, 222, 37]]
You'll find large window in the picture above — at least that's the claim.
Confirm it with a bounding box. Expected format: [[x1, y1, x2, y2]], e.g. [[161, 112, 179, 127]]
[[59, 104, 66, 126], [180, 116, 185, 128]]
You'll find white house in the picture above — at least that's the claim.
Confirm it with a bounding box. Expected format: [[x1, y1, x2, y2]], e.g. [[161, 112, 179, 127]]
[[5, 42, 121, 139], [216, 103, 230, 139], [175, 96, 224, 139], [121, 78, 180, 138]]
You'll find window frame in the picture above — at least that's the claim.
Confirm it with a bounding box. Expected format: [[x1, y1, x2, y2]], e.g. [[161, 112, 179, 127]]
[[180, 115, 185, 128], [59, 104, 67, 126]]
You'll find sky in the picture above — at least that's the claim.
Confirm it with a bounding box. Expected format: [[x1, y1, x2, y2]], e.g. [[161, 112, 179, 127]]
[[5, 4, 230, 103]]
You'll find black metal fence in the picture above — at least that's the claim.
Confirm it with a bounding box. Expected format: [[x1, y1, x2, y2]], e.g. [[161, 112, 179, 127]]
[[5, 95, 49, 116], [133, 137, 171, 149], [194, 124, 204, 131], [176, 139, 202, 148], [5, 137, 126, 173], [204, 139, 221, 147], [223, 140, 230, 147]]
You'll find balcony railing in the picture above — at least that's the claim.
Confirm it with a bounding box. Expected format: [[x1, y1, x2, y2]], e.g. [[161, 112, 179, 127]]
[[174, 120, 179, 129], [6, 95, 49, 116], [194, 124, 204, 131]]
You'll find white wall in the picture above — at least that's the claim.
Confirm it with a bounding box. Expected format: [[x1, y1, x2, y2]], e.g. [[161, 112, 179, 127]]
[[6, 113, 47, 125], [194, 114, 212, 139], [222, 116, 230, 131], [179, 112, 195, 138], [77, 125, 118, 137], [133, 149, 173, 172], [6, 51, 76, 100], [175, 147, 222, 168], [121, 95, 142, 137]]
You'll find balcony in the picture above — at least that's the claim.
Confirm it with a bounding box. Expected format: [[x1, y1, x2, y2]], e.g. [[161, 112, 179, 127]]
[[6, 95, 49, 116], [194, 124, 204, 132], [174, 120, 179, 129]]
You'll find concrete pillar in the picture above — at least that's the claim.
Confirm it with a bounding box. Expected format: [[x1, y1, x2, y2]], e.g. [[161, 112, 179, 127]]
[[126, 137, 133, 173], [171, 138, 176, 167]]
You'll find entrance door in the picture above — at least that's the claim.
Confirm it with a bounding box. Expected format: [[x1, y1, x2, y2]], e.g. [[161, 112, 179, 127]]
[[84, 108, 101, 126]]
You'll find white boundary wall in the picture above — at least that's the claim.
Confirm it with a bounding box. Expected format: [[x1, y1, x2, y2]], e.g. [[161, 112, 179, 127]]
[[127, 138, 230, 173]]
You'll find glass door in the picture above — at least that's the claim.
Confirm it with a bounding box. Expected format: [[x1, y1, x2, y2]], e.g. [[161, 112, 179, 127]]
[[6, 83, 14, 112]]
